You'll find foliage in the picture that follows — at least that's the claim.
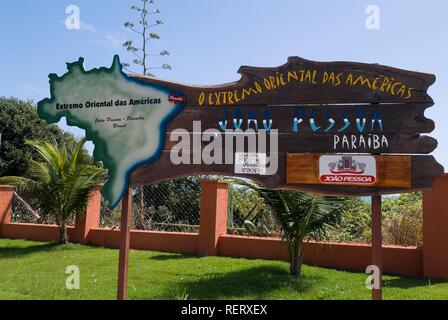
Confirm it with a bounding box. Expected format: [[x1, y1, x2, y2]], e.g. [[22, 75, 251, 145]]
[[100, 197, 122, 229], [327, 193, 423, 247], [326, 197, 371, 243], [231, 180, 344, 277], [173, 288, 190, 300], [228, 184, 281, 237], [0, 97, 80, 178], [105, 177, 201, 232], [382, 193, 423, 246], [123, 0, 171, 76], [138, 177, 200, 228], [0, 139, 106, 243]]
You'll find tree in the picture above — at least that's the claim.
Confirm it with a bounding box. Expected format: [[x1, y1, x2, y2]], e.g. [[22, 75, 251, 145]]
[[123, 0, 171, 77], [0, 139, 106, 244], [233, 180, 344, 277], [0, 97, 80, 178]]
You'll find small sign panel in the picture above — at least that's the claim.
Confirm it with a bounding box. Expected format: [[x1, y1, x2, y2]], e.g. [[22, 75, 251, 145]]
[[319, 155, 377, 185], [286, 153, 415, 190], [235, 153, 267, 175]]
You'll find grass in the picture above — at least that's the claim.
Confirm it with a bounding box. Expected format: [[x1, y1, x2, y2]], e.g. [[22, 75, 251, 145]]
[[0, 238, 447, 300]]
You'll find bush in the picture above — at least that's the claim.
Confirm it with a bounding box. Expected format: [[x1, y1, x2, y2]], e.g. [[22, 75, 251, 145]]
[[326, 197, 370, 243], [382, 193, 423, 247], [228, 185, 281, 237], [327, 193, 423, 247]]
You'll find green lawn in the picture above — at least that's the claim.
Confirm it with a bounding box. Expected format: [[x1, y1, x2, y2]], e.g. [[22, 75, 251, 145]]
[[0, 238, 447, 300]]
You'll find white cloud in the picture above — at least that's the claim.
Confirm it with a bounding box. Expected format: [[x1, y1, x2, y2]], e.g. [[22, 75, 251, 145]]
[[105, 34, 124, 49], [80, 21, 98, 33], [90, 33, 125, 49], [58, 19, 97, 33], [58, 19, 123, 49]]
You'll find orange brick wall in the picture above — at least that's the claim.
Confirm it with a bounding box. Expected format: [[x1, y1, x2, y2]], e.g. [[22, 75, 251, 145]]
[[218, 235, 423, 277], [423, 174, 448, 280]]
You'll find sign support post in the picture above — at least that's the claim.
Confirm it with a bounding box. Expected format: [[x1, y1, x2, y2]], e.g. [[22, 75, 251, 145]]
[[117, 188, 132, 300], [371, 195, 382, 300]]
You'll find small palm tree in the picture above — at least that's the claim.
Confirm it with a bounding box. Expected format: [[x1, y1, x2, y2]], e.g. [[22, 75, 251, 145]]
[[0, 139, 106, 244], [233, 180, 344, 277]]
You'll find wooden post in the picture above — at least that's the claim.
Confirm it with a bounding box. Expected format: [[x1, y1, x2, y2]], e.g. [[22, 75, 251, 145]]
[[117, 188, 132, 300], [371, 195, 382, 300]]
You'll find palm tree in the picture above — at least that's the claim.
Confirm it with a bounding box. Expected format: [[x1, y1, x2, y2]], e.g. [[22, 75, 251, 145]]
[[232, 180, 344, 277], [0, 139, 106, 243]]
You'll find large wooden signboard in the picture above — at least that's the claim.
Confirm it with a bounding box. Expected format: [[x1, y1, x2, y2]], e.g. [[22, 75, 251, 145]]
[[130, 57, 442, 196], [37, 56, 443, 207]]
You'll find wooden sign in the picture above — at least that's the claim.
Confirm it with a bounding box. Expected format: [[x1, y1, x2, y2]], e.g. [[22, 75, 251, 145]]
[[37, 55, 443, 207], [286, 154, 411, 188], [130, 152, 442, 196], [133, 57, 435, 105], [160, 104, 437, 155]]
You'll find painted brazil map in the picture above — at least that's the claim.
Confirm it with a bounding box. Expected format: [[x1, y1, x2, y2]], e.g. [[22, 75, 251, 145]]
[[37, 55, 186, 208]]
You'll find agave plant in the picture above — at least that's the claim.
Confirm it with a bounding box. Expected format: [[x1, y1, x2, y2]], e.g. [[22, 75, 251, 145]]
[[0, 138, 106, 243], [232, 180, 344, 277]]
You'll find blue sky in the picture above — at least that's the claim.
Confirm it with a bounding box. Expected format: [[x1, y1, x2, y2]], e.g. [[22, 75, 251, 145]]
[[0, 0, 447, 169]]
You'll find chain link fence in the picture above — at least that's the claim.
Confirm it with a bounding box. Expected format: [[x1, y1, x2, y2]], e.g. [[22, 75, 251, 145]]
[[10, 189, 71, 225], [6, 182, 424, 246], [227, 183, 282, 238], [101, 177, 201, 233], [11, 190, 41, 224], [10, 177, 282, 238], [99, 177, 282, 237]]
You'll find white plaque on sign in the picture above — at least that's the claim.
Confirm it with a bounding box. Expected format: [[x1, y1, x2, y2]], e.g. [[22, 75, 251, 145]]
[[319, 155, 377, 185], [235, 153, 267, 175]]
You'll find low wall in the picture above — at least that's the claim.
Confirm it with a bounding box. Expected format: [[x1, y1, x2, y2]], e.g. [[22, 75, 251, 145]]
[[89, 228, 199, 254], [219, 235, 423, 277], [1, 223, 75, 243], [423, 175, 448, 280], [0, 223, 199, 255]]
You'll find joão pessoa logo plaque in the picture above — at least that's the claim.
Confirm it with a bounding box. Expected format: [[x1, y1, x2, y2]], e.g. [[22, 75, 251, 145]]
[[319, 155, 376, 185]]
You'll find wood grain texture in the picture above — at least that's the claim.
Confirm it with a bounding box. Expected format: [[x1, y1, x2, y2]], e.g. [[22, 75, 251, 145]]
[[165, 104, 435, 134], [125, 57, 441, 195], [163, 132, 437, 154], [129, 152, 443, 196], [286, 153, 411, 188], [132, 57, 435, 105]]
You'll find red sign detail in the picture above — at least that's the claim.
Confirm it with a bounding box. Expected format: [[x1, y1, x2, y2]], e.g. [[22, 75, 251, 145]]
[[329, 158, 366, 175], [320, 175, 376, 184], [168, 95, 186, 103]]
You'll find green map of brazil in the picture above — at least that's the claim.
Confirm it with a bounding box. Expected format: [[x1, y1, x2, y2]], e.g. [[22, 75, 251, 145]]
[[37, 55, 186, 208]]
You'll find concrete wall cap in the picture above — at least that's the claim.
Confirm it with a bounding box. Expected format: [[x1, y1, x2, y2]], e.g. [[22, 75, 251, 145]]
[[0, 185, 15, 191], [200, 180, 229, 186]]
